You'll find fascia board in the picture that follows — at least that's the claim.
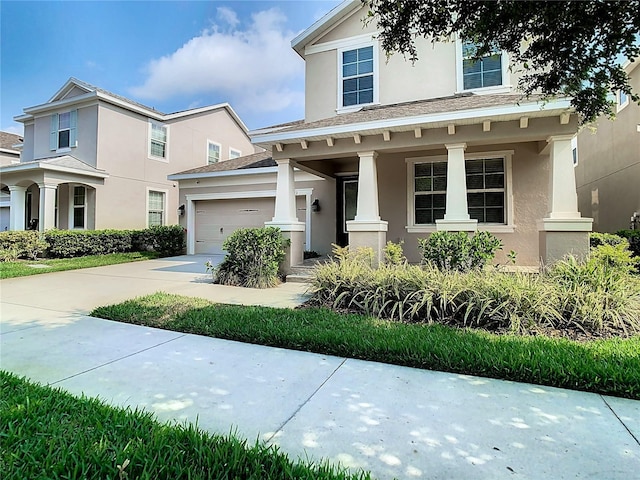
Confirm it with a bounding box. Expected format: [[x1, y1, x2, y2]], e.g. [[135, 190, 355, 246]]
[[165, 103, 250, 133], [1, 161, 109, 178], [168, 166, 278, 181], [22, 92, 98, 116], [291, 0, 360, 56], [251, 99, 575, 143]]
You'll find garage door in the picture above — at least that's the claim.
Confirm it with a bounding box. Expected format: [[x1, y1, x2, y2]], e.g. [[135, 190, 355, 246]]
[[194, 197, 276, 255]]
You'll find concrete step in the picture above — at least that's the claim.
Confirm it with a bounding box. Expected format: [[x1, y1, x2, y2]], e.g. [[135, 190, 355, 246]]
[[285, 256, 327, 283]]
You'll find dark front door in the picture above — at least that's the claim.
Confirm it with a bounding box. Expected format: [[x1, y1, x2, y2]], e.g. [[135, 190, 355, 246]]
[[336, 176, 358, 247]]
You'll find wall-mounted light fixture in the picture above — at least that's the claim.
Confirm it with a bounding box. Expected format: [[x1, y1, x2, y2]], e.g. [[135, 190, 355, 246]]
[[311, 199, 321, 212], [177, 204, 185, 216]]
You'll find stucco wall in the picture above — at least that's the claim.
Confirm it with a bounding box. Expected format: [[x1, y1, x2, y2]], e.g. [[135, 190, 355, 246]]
[[576, 63, 640, 232]]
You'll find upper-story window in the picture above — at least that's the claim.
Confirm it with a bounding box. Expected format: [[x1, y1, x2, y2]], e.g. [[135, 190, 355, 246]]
[[340, 45, 375, 108], [617, 90, 630, 112], [207, 141, 221, 164], [50, 110, 77, 151], [229, 148, 242, 159], [149, 121, 168, 160], [458, 41, 509, 93]]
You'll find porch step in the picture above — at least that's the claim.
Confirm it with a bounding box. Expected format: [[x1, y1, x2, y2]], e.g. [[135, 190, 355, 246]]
[[285, 256, 327, 283]]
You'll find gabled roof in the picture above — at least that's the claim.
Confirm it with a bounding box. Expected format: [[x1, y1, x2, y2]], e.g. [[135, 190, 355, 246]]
[[0, 155, 109, 178], [0, 131, 23, 151], [251, 93, 573, 145], [291, 0, 361, 57], [15, 78, 249, 133], [168, 151, 275, 180]]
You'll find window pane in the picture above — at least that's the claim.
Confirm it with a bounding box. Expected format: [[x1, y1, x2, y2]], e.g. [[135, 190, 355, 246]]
[[463, 58, 482, 74], [149, 191, 164, 210], [466, 174, 484, 190], [485, 174, 504, 189], [343, 92, 358, 106], [74, 207, 85, 228], [468, 192, 485, 207], [484, 158, 504, 172], [358, 89, 373, 104], [469, 208, 485, 222], [58, 112, 70, 129], [433, 162, 447, 176], [415, 163, 432, 177], [358, 75, 373, 90], [343, 49, 357, 64], [415, 209, 433, 224], [343, 63, 358, 77], [73, 186, 85, 206], [58, 130, 70, 148], [358, 46, 373, 60], [415, 177, 432, 192], [343, 78, 358, 93], [486, 208, 504, 223], [433, 194, 446, 208], [463, 73, 482, 90], [433, 176, 447, 191], [434, 208, 446, 221], [465, 159, 483, 174], [151, 140, 165, 158], [485, 192, 504, 207], [358, 60, 373, 75], [344, 182, 358, 222], [483, 54, 502, 71], [148, 212, 163, 227], [483, 70, 503, 87], [415, 195, 432, 209], [151, 124, 166, 142]]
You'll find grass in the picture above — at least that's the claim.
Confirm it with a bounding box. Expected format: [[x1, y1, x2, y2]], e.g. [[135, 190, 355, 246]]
[[91, 292, 640, 400], [0, 252, 159, 279], [0, 371, 370, 480]]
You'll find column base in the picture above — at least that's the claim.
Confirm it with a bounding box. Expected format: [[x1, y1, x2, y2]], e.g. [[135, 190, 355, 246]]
[[538, 217, 593, 265], [347, 220, 388, 266], [436, 219, 478, 231]]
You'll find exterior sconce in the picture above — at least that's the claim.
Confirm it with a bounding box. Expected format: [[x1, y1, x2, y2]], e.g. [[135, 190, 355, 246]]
[[311, 199, 321, 212], [178, 204, 185, 216]]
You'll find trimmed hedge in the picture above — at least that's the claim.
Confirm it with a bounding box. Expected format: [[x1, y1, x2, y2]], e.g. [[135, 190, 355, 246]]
[[0, 225, 185, 261]]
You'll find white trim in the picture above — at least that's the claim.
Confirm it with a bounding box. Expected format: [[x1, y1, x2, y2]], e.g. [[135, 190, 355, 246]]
[[169, 166, 278, 181], [146, 187, 168, 228], [251, 99, 574, 144], [337, 40, 379, 113], [455, 38, 511, 94], [305, 31, 380, 56], [148, 120, 169, 162], [229, 147, 242, 159], [185, 188, 313, 255], [406, 150, 514, 232], [69, 184, 87, 230], [617, 90, 630, 112]]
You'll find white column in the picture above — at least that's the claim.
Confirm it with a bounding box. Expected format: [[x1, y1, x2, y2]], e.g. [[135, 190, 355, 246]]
[[436, 143, 477, 231], [354, 151, 381, 222], [38, 183, 57, 231], [267, 158, 303, 229], [547, 135, 581, 219], [8, 186, 26, 231]]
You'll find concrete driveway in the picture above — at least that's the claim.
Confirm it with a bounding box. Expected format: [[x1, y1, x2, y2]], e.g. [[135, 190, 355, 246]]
[[1, 256, 639, 479]]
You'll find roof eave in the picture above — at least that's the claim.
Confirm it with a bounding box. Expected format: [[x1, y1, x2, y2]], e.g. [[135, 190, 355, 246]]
[[168, 166, 278, 181], [251, 98, 575, 144]]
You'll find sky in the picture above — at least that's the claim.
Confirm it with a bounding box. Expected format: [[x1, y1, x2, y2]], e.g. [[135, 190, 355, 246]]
[[0, 0, 343, 135]]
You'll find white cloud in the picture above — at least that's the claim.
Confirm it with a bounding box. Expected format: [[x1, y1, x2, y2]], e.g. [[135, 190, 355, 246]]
[[217, 6, 239, 28], [130, 8, 304, 115], [1, 124, 24, 136]]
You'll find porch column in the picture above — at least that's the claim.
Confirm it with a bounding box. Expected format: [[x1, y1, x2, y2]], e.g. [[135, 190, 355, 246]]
[[538, 135, 592, 263], [38, 183, 57, 231], [346, 151, 388, 265], [8, 186, 26, 231], [265, 158, 305, 272], [436, 143, 478, 231]]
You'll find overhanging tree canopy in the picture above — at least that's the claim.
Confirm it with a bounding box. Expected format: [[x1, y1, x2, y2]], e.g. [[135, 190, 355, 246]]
[[364, 0, 640, 123]]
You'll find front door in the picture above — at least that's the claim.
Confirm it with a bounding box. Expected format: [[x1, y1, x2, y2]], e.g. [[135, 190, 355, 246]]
[[336, 176, 358, 247]]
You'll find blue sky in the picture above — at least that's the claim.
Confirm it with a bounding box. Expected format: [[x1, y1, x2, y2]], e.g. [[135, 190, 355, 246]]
[[1, 0, 343, 135]]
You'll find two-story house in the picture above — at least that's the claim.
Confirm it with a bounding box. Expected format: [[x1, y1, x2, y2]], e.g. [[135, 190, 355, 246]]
[[576, 58, 640, 233], [172, 0, 592, 268], [0, 78, 257, 233]]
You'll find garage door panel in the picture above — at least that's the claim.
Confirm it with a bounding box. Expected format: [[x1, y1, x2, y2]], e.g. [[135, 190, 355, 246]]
[[195, 198, 275, 255]]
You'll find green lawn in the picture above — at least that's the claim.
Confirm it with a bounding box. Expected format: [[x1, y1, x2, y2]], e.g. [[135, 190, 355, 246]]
[[0, 371, 370, 480], [0, 252, 159, 279], [92, 292, 640, 400]]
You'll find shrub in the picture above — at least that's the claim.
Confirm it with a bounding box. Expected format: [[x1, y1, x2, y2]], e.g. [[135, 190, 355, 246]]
[[213, 227, 289, 288], [0, 231, 49, 261], [132, 225, 185, 257], [418, 231, 502, 272], [616, 229, 640, 260], [45, 229, 134, 258], [383, 241, 405, 266], [590, 232, 626, 248]]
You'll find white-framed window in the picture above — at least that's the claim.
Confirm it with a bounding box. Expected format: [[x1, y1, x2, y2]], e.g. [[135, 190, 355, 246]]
[[149, 121, 168, 160], [571, 136, 578, 167], [72, 185, 86, 229], [147, 190, 166, 227], [456, 40, 510, 93], [207, 141, 221, 164], [50, 110, 77, 151], [617, 90, 630, 112], [407, 151, 513, 232], [229, 148, 242, 159], [338, 42, 377, 112]]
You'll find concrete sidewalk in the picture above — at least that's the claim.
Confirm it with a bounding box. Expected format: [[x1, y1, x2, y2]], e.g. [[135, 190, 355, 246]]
[[1, 256, 639, 479]]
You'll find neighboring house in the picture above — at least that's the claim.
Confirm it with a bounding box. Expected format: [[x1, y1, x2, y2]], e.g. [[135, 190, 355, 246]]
[[0, 78, 257, 233], [576, 59, 640, 233], [175, 0, 592, 268], [0, 131, 23, 231]]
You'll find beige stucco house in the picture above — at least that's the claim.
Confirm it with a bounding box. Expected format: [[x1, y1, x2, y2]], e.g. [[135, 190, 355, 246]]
[[0, 78, 257, 233], [173, 0, 593, 268], [576, 59, 640, 233]]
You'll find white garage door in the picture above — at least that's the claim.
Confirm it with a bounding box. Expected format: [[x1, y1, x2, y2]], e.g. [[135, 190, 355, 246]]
[[0, 207, 9, 232], [194, 197, 276, 254]]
